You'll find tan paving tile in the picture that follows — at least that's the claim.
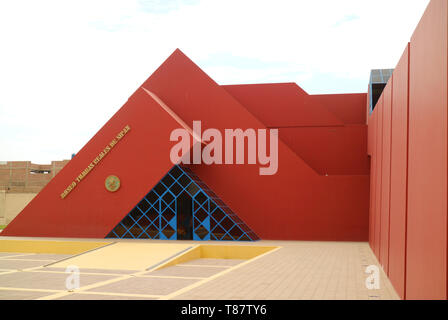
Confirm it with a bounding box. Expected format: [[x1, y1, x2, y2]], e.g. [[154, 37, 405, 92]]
[[56, 293, 157, 300], [174, 241, 400, 300], [181, 259, 245, 267], [0, 260, 49, 270], [0, 289, 55, 300], [146, 265, 226, 278], [8, 254, 73, 261], [0, 271, 116, 290], [88, 276, 199, 296], [41, 267, 136, 275]]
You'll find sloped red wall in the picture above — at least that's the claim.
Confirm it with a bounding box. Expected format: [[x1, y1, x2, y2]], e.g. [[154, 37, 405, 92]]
[[3, 89, 194, 237]]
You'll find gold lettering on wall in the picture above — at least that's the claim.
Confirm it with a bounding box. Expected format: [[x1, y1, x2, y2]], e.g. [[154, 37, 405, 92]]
[[60, 125, 131, 199]]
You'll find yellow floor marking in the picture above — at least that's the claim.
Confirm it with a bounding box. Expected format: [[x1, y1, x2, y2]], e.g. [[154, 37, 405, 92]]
[[0, 287, 62, 293], [38, 244, 195, 300], [161, 246, 282, 300], [70, 291, 162, 299], [0, 258, 57, 262], [50, 242, 192, 270], [139, 275, 206, 280], [25, 270, 132, 277], [176, 264, 231, 268], [0, 253, 36, 259], [0, 240, 110, 254], [38, 273, 138, 300]]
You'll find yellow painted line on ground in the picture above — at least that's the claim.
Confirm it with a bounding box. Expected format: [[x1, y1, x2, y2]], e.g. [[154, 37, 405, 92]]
[[0, 253, 35, 259], [176, 264, 231, 268], [39, 243, 198, 300], [139, 275, 207, 280], [24, 269, 132, 277], [200, 245, 277, 260], [0, 240, 110, 254], [161, 246, 282, 300], [0, 258, 56, 262], [152, 245, 201, 270], [0, 287, 62, 293], [37, 273, 137, 300], [50, 242, 193, 270], [73, 291, 162, 299]]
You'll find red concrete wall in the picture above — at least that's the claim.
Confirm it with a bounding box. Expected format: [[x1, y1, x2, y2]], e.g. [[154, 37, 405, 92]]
[[406, 0, 447, 300], [368, 0, 448, 300], [223, 84, 369, 175], [277, 126, 369, 175], [311, 94, 367, 125], [368, 110, 377, 251], [222, 84, 343, 127], [374, 96, 383, 258], [388, 44, 409, 300], [379, 80, 392, 274]]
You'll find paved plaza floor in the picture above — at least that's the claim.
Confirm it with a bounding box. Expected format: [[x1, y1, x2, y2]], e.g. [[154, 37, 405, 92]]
[[0, 238, 399, 300]]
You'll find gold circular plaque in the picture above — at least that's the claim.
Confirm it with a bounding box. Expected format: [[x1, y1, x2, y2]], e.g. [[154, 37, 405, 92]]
[[105, 175, 120, 192]]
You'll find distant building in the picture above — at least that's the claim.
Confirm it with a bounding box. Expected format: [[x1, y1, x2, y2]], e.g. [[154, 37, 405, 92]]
[[0, 160, 69, 224]]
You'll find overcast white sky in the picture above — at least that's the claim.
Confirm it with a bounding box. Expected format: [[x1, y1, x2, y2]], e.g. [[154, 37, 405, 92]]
[[0, 0, 430, 163]]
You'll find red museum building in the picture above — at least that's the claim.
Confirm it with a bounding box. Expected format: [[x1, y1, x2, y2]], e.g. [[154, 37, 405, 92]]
[[3, 0, 447, 300]]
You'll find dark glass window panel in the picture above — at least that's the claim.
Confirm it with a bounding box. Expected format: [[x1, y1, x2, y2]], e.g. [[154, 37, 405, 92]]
[[187, 182, 199, 196], [128, 224, 143, 238], [211, 208, 226, 224], [178, 174, 191, 187], [239, 234, 250, 241], [130, 208, 143, 222], [145, 190, 159, 205], [209, 201, 217, 213], [221, 234, 234, 241], [146, 224, 159, 238], [154, 182, 167, 196], [122, 231, 134, 239], [162, 191, 175, 206], [169, 166, 183, 179], [170, 182, 183, 196], [137, 215, 151, 229], [229, 225, 244, 239], [160, 199, 167, 212], [114, 224, 127, 237], [137, 199, 150, 213], [162, 224, 175, 238], [121, 215, 136, 228], [106, 231, 117, 238], [162, 208, 175, 222], [195, 226, 209, 239], [139, 232, 150, 239], [147, 207, 159, 222], [220, 216, 234, 230], [195, 208, 208, 222], [195, 192, 207, 205], [211, 224, 226, 239], [161, 174, 174, 188]]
